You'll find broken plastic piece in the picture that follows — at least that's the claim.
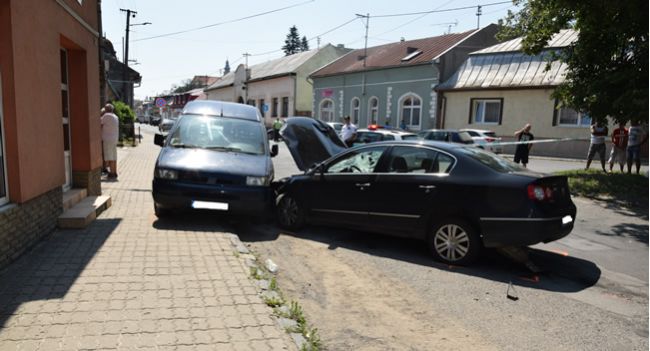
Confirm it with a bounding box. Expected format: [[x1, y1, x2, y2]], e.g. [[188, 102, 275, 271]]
[[507, 281, 519, 301]]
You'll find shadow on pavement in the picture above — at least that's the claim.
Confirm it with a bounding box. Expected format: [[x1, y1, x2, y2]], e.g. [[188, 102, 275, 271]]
[[0, 218, 120, 328], [232, 222, 601, 294], [596, 222, 649, 245]]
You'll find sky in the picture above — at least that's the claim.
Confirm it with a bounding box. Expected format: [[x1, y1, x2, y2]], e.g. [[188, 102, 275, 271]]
[[101, 0, 520, 100]]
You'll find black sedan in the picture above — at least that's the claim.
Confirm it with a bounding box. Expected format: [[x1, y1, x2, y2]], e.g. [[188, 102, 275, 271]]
[[276, 117, 576, 265]]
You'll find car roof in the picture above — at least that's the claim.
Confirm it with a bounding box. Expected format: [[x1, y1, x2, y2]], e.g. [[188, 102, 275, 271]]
[[357, 128, 416, 136], [419, 129, 467, 133], [459, 128, 493, 133], [182, 100, 262, 122], [349, 139, 466, 151]]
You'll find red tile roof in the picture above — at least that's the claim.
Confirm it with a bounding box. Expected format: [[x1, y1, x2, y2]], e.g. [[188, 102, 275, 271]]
[[311, 30, 477, 77]]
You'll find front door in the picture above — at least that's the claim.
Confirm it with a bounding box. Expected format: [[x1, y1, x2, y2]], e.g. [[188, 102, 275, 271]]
[[306, 145, 388, 228], [368, 145, 456, 236], [60, 49, 72, 191]]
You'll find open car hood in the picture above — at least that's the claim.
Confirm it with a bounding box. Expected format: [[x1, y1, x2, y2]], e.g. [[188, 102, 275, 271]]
[[280, 117, 347, 171]]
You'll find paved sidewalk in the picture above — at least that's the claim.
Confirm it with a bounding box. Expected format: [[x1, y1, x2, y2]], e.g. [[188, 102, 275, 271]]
[[0, 134, 294, 350]]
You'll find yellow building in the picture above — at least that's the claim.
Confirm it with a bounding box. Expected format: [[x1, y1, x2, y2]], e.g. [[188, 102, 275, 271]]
[[438, 30, 606, 158]]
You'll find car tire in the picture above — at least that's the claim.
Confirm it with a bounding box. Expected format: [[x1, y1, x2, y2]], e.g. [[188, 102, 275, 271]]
[[276, 195, 305, 230], [428, 218, 481, 265], [154, 203, 171, 218]]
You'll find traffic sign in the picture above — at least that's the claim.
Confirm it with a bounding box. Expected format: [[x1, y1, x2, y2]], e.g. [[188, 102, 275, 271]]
[[155, 98, 166, 108], [263, 104, 269, 113]]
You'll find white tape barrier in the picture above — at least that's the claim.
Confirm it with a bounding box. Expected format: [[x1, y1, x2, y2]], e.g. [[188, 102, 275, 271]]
[[488, 137, 589, 147]]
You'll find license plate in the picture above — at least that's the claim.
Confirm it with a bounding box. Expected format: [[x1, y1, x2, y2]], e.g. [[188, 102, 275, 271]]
[[192, 201, 229, 211], [562, 215, 573, 225]]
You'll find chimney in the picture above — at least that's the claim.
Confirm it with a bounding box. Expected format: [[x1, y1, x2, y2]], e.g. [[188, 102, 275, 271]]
[[400, 37, 405, 42], [337, 44, 345, 48]]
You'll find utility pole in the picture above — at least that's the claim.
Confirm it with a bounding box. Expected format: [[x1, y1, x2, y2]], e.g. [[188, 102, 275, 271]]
[[120, 8, 136, 107], [356, 13, 370, 125], [476, 5, 482, 29], [243, 53, 251, 103]]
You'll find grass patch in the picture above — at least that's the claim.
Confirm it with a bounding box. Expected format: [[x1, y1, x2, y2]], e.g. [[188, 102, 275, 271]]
[[557, 169, 648, 207]]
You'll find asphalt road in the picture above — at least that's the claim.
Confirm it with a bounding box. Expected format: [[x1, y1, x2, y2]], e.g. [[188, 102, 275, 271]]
[[139, 124, 648, 350]]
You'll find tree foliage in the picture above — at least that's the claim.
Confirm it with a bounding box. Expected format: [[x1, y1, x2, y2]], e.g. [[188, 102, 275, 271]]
[[111, 100, 135, 124], [171, 78, 203, 93], [282, 26, 309, 55], [497, 0, 648, 123]]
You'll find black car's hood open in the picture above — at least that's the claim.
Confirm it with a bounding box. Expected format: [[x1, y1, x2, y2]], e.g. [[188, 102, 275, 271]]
[[280, 117, 347, 171]]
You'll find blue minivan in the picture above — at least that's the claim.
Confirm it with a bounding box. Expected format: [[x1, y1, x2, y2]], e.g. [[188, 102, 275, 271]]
[[152, 100, 278, 218]]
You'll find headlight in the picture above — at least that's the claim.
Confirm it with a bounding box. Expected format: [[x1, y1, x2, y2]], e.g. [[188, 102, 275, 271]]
[[246, 176, 269, 186], [155, 168, 178, 180]]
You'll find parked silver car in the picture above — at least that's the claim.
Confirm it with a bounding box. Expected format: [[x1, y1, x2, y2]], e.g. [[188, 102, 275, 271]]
[[460, 129, 503, 153]]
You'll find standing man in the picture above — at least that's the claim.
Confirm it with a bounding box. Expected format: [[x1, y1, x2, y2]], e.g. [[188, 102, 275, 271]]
[[272, 117, 283, 142], [608, 121, 628, 172], [514, 123, 534, 168], [626, 120, 647, 174], [101, 103, 120, 179], [585, 121, 608, 172], [340, 116, 358, 147]]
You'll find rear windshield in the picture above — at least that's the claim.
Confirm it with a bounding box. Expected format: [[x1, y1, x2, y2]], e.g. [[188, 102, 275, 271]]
[[484, 132, 497, 138], [465, 130, 479, 137], [454, 132, 474, 144], [401, 134, 419, 140], [459, 147, 526, 173]]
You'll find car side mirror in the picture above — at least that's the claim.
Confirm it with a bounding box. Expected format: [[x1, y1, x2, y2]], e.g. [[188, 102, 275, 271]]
[[270, 144, 279, 157], [154, 133, 165, 147]]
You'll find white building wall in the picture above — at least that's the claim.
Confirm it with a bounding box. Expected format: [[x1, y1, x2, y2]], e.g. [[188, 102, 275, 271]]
[[247, 76, 295, 126]]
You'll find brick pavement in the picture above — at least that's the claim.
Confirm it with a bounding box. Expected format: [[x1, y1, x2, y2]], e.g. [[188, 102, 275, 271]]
[[0, 134, 295, 350]]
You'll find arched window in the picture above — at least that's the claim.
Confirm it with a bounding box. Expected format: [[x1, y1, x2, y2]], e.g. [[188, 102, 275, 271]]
[[368, 97, 379, 124], [350, 97, 360, 123], [319, 99, 335, 122], [400, 94, 422, 130]]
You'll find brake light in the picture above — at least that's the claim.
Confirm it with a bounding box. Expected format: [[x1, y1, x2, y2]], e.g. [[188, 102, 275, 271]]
[[368, 124, 379, 130], [485, 137, 495, 142], [527, 184, 554, 201]]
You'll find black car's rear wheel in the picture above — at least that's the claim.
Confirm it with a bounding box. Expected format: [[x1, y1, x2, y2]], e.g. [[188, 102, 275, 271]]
[[277, 195, 305, 230], [428, 219, 481, 265]]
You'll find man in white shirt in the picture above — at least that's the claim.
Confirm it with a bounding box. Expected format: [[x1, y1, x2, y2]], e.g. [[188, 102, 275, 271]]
[[340, 116, 357, 147], [585, 121, 608, 172], [101, 104, 120, 179]]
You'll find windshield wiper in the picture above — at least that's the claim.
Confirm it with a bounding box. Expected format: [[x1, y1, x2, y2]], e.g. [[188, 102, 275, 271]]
[[170, 143, 199, 148], [205, 146, 242, 152]]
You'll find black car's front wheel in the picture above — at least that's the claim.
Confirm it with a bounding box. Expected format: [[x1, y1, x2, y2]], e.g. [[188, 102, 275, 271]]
[[276, 195, 305, 230], [428, 219, 481, 265]]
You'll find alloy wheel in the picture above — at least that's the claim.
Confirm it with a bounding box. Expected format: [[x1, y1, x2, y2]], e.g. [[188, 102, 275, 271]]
[[433, 224, 471, 262]]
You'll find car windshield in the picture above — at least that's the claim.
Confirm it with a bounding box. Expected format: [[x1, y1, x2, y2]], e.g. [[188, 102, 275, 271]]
[[459, 147, 526, 173], [167, 114, 265, 155]]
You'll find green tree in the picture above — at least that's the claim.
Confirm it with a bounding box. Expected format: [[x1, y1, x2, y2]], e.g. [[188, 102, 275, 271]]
[[497, 0, 648, 123], [111, 100, 135, 124], [282, 26, 302, 55], [300, 36, 310, 51]]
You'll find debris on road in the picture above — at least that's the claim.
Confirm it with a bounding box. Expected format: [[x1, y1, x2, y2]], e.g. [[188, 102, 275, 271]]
[[266, 258, 279, 273], [507, 282, 519, 301]]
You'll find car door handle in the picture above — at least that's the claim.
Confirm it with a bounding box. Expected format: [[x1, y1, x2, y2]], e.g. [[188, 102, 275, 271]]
[[419, 185, 436, 193], [355, 183, 371, 188]]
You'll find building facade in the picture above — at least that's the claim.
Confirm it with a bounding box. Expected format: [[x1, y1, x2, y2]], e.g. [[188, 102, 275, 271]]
[[437, 30, 610, 158], [204, 44, 351, 126], [0, 0, 103, 268], [310, 25, 499, 130]]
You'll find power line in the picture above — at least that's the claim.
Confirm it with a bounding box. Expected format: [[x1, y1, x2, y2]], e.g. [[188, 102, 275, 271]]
[[248, 17, 358, 57], [370, 1, 513, 18], [133, 0, 315, 42]]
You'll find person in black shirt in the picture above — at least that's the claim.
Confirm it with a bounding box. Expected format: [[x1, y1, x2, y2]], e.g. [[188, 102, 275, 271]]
[[514, 123, 534, 168]]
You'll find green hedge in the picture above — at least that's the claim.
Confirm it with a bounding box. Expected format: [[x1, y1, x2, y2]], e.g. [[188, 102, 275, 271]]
[[112, 100, 135, 124]]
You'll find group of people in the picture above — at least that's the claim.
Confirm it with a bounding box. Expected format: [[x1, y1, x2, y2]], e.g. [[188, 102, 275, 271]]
[[586, 120, 646, 174]]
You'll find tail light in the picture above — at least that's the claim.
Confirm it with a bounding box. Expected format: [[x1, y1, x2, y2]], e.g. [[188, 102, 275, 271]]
[[485, 137, 496, 142], [527, 184, 554, 201]]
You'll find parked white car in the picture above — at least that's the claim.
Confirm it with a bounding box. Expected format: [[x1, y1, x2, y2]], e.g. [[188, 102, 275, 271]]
[[327, 122, 344, 133], [352, 127, 419, 146], [460, 129, 503, 153]]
